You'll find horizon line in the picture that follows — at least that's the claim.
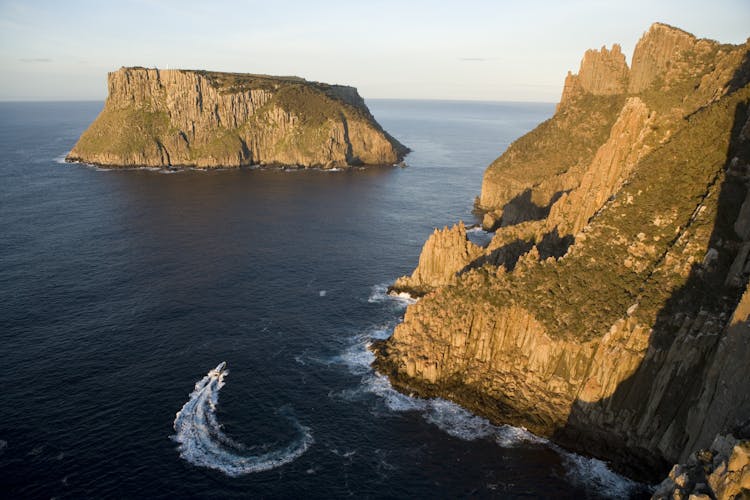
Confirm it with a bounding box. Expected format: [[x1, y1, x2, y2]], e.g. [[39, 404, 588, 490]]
[[0, 97, 558, 105]]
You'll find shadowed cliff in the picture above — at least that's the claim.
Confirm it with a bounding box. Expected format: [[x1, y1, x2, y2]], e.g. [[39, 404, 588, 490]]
[[553, 99, 750, 481], [375, 23, 750, 486]]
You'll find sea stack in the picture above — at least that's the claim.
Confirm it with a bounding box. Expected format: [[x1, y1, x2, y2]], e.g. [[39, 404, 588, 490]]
[[66, 67, 408, 169], [377, 22, 750, 486]]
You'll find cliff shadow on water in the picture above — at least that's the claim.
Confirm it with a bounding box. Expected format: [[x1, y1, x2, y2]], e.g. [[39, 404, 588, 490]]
[[554, 98, 750, 483]]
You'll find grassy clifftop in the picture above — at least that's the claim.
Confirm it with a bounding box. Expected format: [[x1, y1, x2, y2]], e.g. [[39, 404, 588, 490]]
[[471, 84, 749, 342]]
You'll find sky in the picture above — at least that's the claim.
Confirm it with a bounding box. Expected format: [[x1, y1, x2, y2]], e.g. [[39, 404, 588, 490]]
[[0, 0, 748, 102]]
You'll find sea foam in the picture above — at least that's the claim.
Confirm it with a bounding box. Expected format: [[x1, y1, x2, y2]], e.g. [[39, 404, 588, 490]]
[[466, 226, 494, 247], [367, 283, 417, 309], [334, 326, 543, 447], [558, 447, 644, 498], [335, 307, 644, 497], [172, 362, 313, 477]]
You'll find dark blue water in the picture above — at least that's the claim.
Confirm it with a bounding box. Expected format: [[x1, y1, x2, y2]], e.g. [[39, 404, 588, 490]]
[[0, 100, 645, 498]]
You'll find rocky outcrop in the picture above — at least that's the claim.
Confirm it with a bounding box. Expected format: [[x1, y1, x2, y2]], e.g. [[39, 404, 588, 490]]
[[376, 24, 750, 483], [391, 222, 483, 295], [560, 44, 629, 107], [652, 435, 750, 500], [682, 278, 750, 457], [628, 23, 700, 93], [67, 67, 407, 169], [478, 23, 749, 232], [476, 93, 623, 226]]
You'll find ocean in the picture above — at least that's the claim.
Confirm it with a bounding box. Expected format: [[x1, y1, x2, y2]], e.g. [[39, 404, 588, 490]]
[[0, 99, 649, 498]]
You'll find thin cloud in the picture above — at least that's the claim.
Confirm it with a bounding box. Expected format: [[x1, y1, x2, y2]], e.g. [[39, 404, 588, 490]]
[[459, 57, 489, 62], [19, 58, 52, 63]]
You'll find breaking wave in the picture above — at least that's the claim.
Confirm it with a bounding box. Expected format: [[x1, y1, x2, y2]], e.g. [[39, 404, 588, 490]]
[[559, 448, 644, 499], [172, 362, 313, 477], [333, 327, 543, 448], [358, 372, 544, 447], [335, 315, 643, 498], [367, 283, 417, 308], [466, 226, 494, 247]]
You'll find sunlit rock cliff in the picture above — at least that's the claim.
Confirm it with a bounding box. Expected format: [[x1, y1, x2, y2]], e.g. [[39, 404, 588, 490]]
[[391, 222, 483, 296], [67, 67, 407, 169], [377, 23, 750, 486]]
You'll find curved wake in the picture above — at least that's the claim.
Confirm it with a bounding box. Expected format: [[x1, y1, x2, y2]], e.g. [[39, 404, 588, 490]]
[[172, 362, 313, 477]]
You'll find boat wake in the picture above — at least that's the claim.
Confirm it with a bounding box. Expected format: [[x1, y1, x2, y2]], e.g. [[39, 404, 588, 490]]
[[172, 362, 313, 477]]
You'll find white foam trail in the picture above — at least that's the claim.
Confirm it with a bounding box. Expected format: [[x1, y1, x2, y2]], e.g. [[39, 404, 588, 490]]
[[172, 362, 313, 477], [54, 152, 68, 164]]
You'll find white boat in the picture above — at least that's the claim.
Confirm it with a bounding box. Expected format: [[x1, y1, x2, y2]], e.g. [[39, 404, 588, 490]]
[[208, 361, 227, 378]]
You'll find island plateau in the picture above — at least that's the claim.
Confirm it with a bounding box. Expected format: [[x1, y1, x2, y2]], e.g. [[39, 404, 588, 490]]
[[376, 23, 750, 497], [66, 67, 407, 169]]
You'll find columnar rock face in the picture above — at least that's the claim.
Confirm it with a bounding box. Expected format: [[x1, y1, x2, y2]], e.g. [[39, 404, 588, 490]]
[[375, 23, 750, 482], [67, 67, 408, 169], [546, 96, 653, 235], [560, 44, 629, 106], [391, 222, 483, 295], [478, 22, 748, 232], [628, 23, 700, 93]]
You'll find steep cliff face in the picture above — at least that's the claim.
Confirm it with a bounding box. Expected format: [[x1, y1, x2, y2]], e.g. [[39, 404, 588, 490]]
[[546, 96, 653, 236], [391, 222, 483, 295], [479, 23, 748, 233], [476, 93, 623, 226], [376, 24, 750, 482], [559, 44, 630, 107], [628, 23, 701, 93], [67, 67, 407, 169]]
